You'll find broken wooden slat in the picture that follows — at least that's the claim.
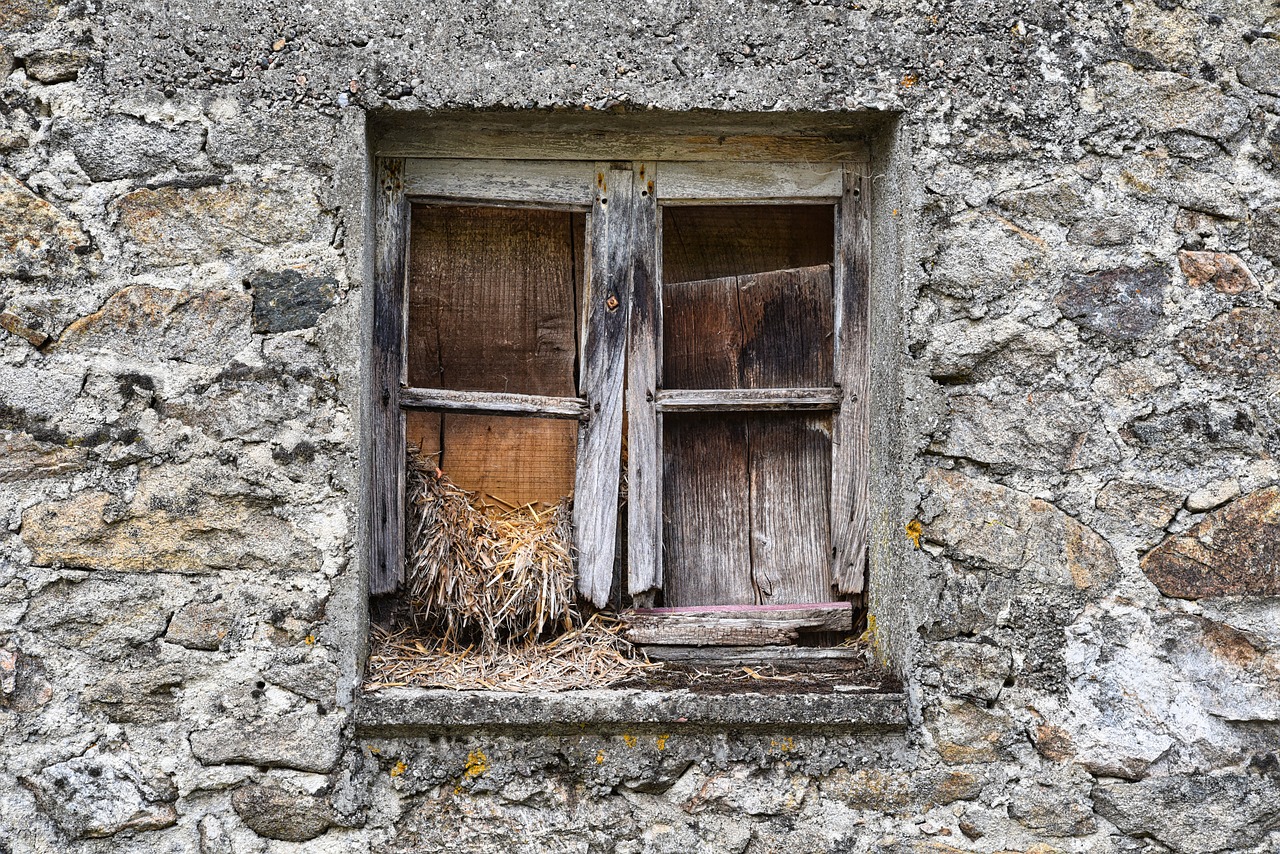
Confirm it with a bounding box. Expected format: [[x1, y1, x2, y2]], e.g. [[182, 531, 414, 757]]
[[631, 602, 853, 630], [656, 162, 841, 202], [662, 265, 834, 390], [399, 387, 587, 419], [370, 158, 408, 596], [573, 165, 634, 608], [655, 388, 840, 412], [627, 162, 663, 598], [402, 159, 596, 206], [623, 616, 805, 647], [639, 645, 866, 667], [830, 163, 872, 595]]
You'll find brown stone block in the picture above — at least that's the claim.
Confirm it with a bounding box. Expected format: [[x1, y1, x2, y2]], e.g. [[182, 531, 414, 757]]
[[0, 431, 86, 483], [113, 181, 324, 267], [1141, 487, 1280, 599], [1030, 724, 1075, 762], [1178, 250, 1255, 294], [0, 172, 90, 277], [926, 699, 1013, 764]]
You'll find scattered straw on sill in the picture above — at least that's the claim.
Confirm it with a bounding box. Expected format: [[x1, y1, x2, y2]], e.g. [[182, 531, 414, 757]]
[[364, 452, 655, 693]]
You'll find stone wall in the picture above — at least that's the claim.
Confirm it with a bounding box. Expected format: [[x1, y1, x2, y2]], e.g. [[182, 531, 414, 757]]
[[2, 0, 1279, 851]]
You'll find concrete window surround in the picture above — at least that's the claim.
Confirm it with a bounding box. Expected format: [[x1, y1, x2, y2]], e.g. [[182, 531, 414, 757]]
[[357, 111, 913, 729]]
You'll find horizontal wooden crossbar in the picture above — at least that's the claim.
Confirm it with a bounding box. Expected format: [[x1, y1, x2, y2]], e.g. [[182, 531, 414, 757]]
[[399, 387, 588, 419], [654, 388, 841, 412]]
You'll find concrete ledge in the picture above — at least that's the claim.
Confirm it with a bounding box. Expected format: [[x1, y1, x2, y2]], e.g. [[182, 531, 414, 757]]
[[355, 688, 909, 735]]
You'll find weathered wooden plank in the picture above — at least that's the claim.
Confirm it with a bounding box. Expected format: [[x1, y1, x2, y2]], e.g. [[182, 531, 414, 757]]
[[662, 206, 834, 284], [627, 162, 662, 598], [574, 165, 634, 608], [655, 388, 840, 412], [657, 162, 841, 202], [831, 163, 872, 594], [630, 603, 853, 631], [438, 414, 578, 507], [640, 645, 867, 667], [375, 114, 870, 162], [749, 416, 833, 604], [662, 265, 834, 390], [402, 158, 596, 206], [370, 158, 408, 596], [663, 414, 755, 606], [399, 387, 587, 419], [406, 204, 579, 396], [623, 617, 803, 646]]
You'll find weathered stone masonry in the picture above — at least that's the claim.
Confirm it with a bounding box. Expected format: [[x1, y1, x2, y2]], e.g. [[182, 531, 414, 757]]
[[1, 0, 1279, 851]]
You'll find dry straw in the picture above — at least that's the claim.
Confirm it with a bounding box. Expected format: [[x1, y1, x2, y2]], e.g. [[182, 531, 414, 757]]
[[364, 452, 654, 692]]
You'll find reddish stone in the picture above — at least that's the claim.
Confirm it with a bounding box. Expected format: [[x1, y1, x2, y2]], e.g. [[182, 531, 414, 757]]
[[1178, 250, 1254, 294], [1141, 488, 1280, 598]]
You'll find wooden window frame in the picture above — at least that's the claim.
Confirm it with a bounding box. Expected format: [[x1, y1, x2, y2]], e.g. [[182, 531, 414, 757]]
[[370, 156, 871, 617]]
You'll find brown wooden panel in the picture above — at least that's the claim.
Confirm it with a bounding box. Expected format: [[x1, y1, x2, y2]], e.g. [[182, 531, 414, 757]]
[[661, 204, 833, 284], [436, 414, 577, 508], [663, 413, 833, 607], [405, 410, 442, 463], [406, 204, 582, 396], [663, 265, 833, 390]]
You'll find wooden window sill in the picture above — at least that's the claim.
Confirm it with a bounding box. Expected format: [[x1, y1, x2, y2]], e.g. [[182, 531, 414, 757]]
[[354, 686, 907, 736]]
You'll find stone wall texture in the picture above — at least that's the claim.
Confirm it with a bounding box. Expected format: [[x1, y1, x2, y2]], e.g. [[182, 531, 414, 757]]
[[1, 0, 1279, 851]]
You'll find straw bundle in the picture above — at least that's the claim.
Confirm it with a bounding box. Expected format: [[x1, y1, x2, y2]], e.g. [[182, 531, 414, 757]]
[[404, 452, 577, 646]]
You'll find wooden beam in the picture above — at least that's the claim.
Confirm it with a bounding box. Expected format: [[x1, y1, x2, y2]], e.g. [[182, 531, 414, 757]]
[[639, 645, 867, 667], [627, 162, 662, 598], [402, 158, 595, 207], [655, 388, 840, 412], [370, 158, 408, 596], [632, 602, 853, 631], [399, 387, 587, 419], [573, 164, 634, 608], [623, 617, 804, 646], [831, 163, 872, 594], [656, 162, 841, 202]]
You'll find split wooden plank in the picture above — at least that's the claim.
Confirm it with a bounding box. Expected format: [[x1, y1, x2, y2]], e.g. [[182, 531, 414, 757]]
[[622, 617, 805, 647], [402, 159, 596, 206], [399, 387, 587, 419], [370, 158, 408, 596], [627, 162, 662, 598], [639, 645, 866, 667], [831, 163, 872, 594], [656, 162, 841, 202], [662, 265, 834, 390], [655, 388, 840, 412], [574, 165, 634, 608]]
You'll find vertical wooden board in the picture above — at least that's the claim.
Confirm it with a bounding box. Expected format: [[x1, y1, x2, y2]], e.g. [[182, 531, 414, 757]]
[[574, 165, 634, 608], [406, 205, 578, 396], [370, 158, 408, 595], [662, 414, 755, 606], [627, 162, 662, 596], [440, 414, 577, 506], [661, 204, 834, 284], [748, 415, 834, 604], [663, 265, 833, 390], [831, 164, 872, 594]]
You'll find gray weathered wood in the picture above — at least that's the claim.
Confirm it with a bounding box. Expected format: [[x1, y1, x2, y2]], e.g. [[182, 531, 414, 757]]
[[831, 163, 872, 594], [655, 388, 840, 412], [370, 158, 408, 595], [574, 165, 634, 608], [402, 158, 596, 207], [623, 616, 804, 646], [630, 603, 852, 631], [627, 162, 662, 598], [399, 388, 587, 419], [639, 645, 867, 667], [657, 162, 841, 202], [661, 209, 834, 286], [374, 113, 871, 162]]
